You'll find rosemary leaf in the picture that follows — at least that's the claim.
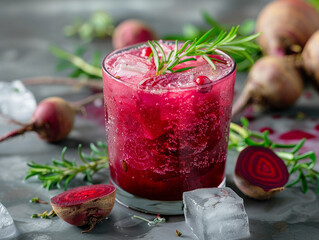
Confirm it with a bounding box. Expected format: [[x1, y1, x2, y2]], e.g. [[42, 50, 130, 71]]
[[25, 142, 109, 190], [148, 26, 260, 75]]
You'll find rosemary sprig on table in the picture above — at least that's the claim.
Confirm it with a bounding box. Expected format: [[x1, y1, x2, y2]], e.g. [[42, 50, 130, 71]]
[[148, 26, 261, 75], [229, 118, 319, 194], [25, 142, 108, 190]]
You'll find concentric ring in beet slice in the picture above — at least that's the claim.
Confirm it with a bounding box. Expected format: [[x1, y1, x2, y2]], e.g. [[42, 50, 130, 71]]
[[51, 184, 116, 207], [235, 146, 289, 192], [50, 184, 116, 233]]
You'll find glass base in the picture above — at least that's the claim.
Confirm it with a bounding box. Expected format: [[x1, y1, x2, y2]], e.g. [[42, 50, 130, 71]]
[[112, 177, 226, 215]]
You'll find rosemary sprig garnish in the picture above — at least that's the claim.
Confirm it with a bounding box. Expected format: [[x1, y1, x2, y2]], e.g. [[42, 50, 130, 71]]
[[25, 142, 108, 190], [148, 26, 261, 75], [229, 118, 319, 194], [164, 11, 261, 72]]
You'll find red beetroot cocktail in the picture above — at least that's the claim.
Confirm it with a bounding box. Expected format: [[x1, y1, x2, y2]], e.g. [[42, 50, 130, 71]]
[[102, 39, 236, 214]]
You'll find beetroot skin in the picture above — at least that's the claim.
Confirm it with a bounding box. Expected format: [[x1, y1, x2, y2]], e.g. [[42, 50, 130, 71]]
[[50, 184, 116, 233], [0, 97, 75, 143], [256, 0, 319, 56], [302, 30, 319, 90], [112, 19, 157, 49], [32, 97, 75, 142], [232, 55, 303, 117]]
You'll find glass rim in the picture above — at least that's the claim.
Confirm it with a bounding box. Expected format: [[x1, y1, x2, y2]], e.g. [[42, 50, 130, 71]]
[[102, 41, 237, 91]]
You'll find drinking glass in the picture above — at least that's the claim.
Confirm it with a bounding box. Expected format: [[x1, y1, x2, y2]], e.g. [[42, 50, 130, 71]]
[[102, 43, 236, 214]]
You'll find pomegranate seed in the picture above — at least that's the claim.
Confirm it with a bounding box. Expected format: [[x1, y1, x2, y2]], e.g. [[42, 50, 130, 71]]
[[141, 47, 153, 57], [194, 76, 211, 85]]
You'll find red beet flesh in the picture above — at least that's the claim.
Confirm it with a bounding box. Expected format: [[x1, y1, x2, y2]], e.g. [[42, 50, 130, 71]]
[[234, 146, 289, 200], [279, 130, 316, 141], [50, 184, 116, 233]]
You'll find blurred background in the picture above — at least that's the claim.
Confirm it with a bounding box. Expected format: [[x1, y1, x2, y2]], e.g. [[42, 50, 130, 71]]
[[0, 0, 272, 82]]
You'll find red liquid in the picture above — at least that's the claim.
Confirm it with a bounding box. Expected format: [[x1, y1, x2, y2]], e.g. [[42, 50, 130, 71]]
[[102, 43, 236, 201], [279, 130, 316, 140]]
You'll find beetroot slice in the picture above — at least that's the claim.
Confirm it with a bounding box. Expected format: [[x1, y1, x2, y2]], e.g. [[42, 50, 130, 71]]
[[235, 146, 289, 191], [51, 184, 115, 207], [50, 184, 116, 232]]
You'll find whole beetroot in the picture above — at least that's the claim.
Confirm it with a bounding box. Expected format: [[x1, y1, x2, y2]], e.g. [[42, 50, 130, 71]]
[[232, 55, 304, 117], [256, 0, 319, 56], [31, 97, 75, 142], [0, 97, 75, 143], [0, 93, 104, 143], [302, 30, 319, 90], [112, 19, 157, 49]]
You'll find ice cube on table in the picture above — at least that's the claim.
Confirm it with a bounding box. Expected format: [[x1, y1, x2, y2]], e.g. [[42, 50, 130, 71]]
[[0, 202, 17, 239], [183, 187, 250, 240], [0, 80, 36, 123]]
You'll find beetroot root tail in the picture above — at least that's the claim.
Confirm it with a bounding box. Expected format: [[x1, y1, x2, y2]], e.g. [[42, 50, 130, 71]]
[[0, 124, 34, 142], [232, 90, 252, 119]]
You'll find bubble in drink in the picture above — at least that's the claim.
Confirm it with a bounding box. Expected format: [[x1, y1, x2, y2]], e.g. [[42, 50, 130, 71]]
[[183, 187, 250, 240]]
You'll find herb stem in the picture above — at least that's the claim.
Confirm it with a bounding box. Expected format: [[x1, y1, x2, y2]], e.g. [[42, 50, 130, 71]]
[[133, 215, 153, 224], [25, 142, 109, 190], [276, 152, 295, 161], [133, 215, 166, 226], [230, 122, 249, 138], [62, 159, 108, 176], [50, 46, 102, 78]]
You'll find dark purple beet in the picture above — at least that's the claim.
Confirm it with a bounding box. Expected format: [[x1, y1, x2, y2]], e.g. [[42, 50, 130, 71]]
[[234, 146, 289, 200]]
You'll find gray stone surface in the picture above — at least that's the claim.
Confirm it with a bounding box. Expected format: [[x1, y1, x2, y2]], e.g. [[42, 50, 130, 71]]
[[1, 0, 319, 239]]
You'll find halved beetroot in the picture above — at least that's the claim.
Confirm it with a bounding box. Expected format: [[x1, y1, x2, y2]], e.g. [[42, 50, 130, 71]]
[[50, 184, 116, 233], [234, 146, 289, 200]]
